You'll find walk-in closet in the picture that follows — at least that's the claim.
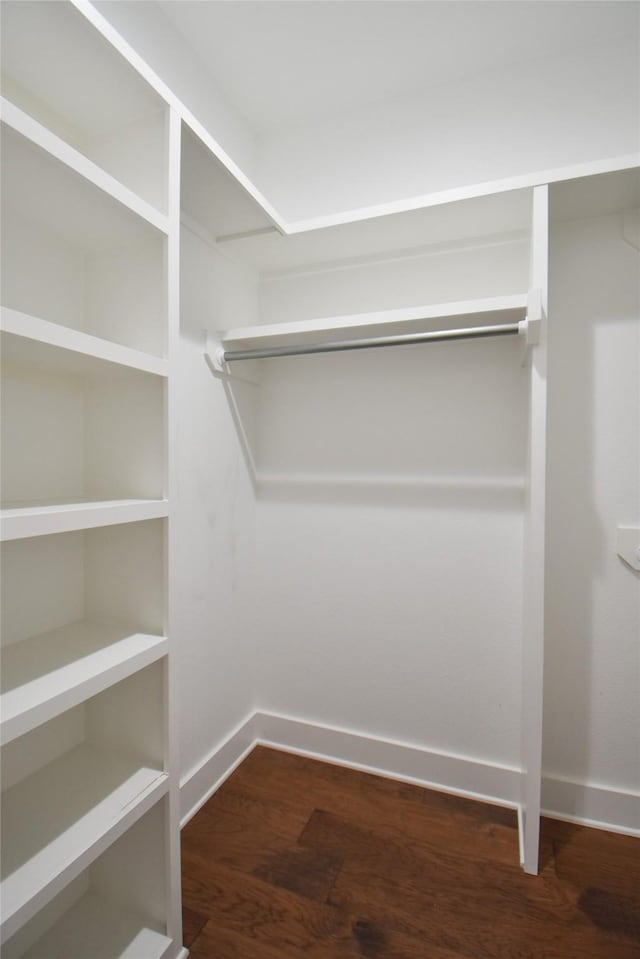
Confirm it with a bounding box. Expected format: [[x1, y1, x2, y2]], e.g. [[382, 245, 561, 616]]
[[1, 2, 638, 957]]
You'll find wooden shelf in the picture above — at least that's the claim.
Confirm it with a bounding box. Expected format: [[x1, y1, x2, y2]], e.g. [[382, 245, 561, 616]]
[[221, 293, 529, 352], [1, 0, 168, 215], [1, 622, 168, 746], [1, 122, 161, 254], [0, 745, 168, 943], [1, 308, 168, 378], [1, 99, 169, 235], [0, 500, 169, 542], [18, 892, 172, 959]]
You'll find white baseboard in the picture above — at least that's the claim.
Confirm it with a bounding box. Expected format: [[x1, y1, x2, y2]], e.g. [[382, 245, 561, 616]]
[[541, 774, 640, 837], [254, 710, 522, 808], [179, 709, 639, 839], [180, 709, 521, 824], [180, 712, 259, 826]]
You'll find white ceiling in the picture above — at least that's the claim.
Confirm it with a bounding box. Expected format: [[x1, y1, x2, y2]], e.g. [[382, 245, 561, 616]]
[[158, 1, 636, 134]]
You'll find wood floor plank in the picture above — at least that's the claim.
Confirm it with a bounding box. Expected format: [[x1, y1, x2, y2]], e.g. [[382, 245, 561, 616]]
[[182, 787, 342, 902], [299, 807, 572, 916], [181, 747, 640, 959], [182, 905, 208, 948], [543, 818, 640, 898], [189, 919, 288, 959], [230, 747, 520, 868], [329, 866, 640, 959], [183, 864, 463, 959]]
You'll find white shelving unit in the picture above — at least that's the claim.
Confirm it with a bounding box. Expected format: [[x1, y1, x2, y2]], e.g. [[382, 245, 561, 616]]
[[0, 2, 184, 956]]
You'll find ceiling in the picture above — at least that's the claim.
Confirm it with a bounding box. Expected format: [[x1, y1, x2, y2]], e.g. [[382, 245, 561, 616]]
[[157, 1, 636, 135]]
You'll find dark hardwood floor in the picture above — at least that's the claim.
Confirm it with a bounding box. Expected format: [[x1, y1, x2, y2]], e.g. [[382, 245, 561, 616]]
[[181, 746, 640, 958]]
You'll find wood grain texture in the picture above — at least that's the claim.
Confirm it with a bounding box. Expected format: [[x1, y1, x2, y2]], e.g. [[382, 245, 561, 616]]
[[182, 746, 640, 958]]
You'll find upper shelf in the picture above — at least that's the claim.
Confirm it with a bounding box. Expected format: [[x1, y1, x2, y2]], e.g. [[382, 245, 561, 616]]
[[1, 122, 163, 254], [0, 0, 168, 214], [219, 293, 530, 351], [1, 99, 169, 235], [183, 133, 534, 274]]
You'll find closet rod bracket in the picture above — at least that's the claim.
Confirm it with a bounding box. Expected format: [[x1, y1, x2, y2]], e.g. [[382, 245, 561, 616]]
[[204, 331, 228, 375]]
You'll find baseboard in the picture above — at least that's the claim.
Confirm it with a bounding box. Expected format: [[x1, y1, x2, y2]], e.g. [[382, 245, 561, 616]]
[[254, 710, 522, 808], [180, 712, 260, 826], [541, 774, 640, 837], [180, 709, 521, 824], [179, 710, 639, 839]]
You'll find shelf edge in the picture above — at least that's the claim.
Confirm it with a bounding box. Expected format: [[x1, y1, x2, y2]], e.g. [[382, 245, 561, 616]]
[[0, 500, 169, 542]]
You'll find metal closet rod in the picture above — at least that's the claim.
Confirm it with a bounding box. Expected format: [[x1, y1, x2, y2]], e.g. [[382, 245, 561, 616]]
[[221, 321, 523, 362]]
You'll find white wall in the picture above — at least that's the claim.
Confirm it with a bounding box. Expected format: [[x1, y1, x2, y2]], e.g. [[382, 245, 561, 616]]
[[257, 38, 639, 221], [544, 211, 640, 801], [173, 227, 259, 790], [248, 239, 528, 770]]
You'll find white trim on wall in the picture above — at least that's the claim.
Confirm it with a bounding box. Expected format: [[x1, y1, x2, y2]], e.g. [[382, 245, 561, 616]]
[[179, 712, 260, 826], [180, 711, 640, 841], [542, 775, 640, 838], [180, 709, 521, 827]]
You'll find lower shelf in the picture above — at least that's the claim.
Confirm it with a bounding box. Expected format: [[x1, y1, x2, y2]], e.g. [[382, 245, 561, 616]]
[[0, 499, 169, 542], [18, 892, 172, 959], [1, 743, 168, 943]]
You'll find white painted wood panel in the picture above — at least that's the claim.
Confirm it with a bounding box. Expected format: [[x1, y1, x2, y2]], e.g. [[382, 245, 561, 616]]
[[0, 500, 168, 542], [520, 185, 549, 874], [19, 893, 171, 959], [0, 744, 168, 943], [222, 293, 528, 351], [1, 622, 167, 745], [0, 0, 168, 212], [1, 309, 168, 378], [0, 99, 168, 234]]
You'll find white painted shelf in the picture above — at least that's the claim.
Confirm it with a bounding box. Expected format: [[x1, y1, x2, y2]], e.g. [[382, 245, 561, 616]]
[[1, 308, 168, 378], [1, 622, 168, 745], [0, 499, 169, 542], [0, 98, 169, 235], [221, 293, 529, 351], [0, 744, 168, 943], [18, 892, 172, 959], [1, 122, 161, 254], [0, 0, 168, 214]]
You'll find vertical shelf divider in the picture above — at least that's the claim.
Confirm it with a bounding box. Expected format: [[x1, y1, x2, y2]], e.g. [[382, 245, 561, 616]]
[[164, 105, 184, 952], [520, 184, 549, 875]]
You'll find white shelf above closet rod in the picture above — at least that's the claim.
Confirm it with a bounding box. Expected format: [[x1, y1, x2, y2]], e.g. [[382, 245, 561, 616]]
[[221, 320, 524, 362], [206, 291, 541, 372]]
